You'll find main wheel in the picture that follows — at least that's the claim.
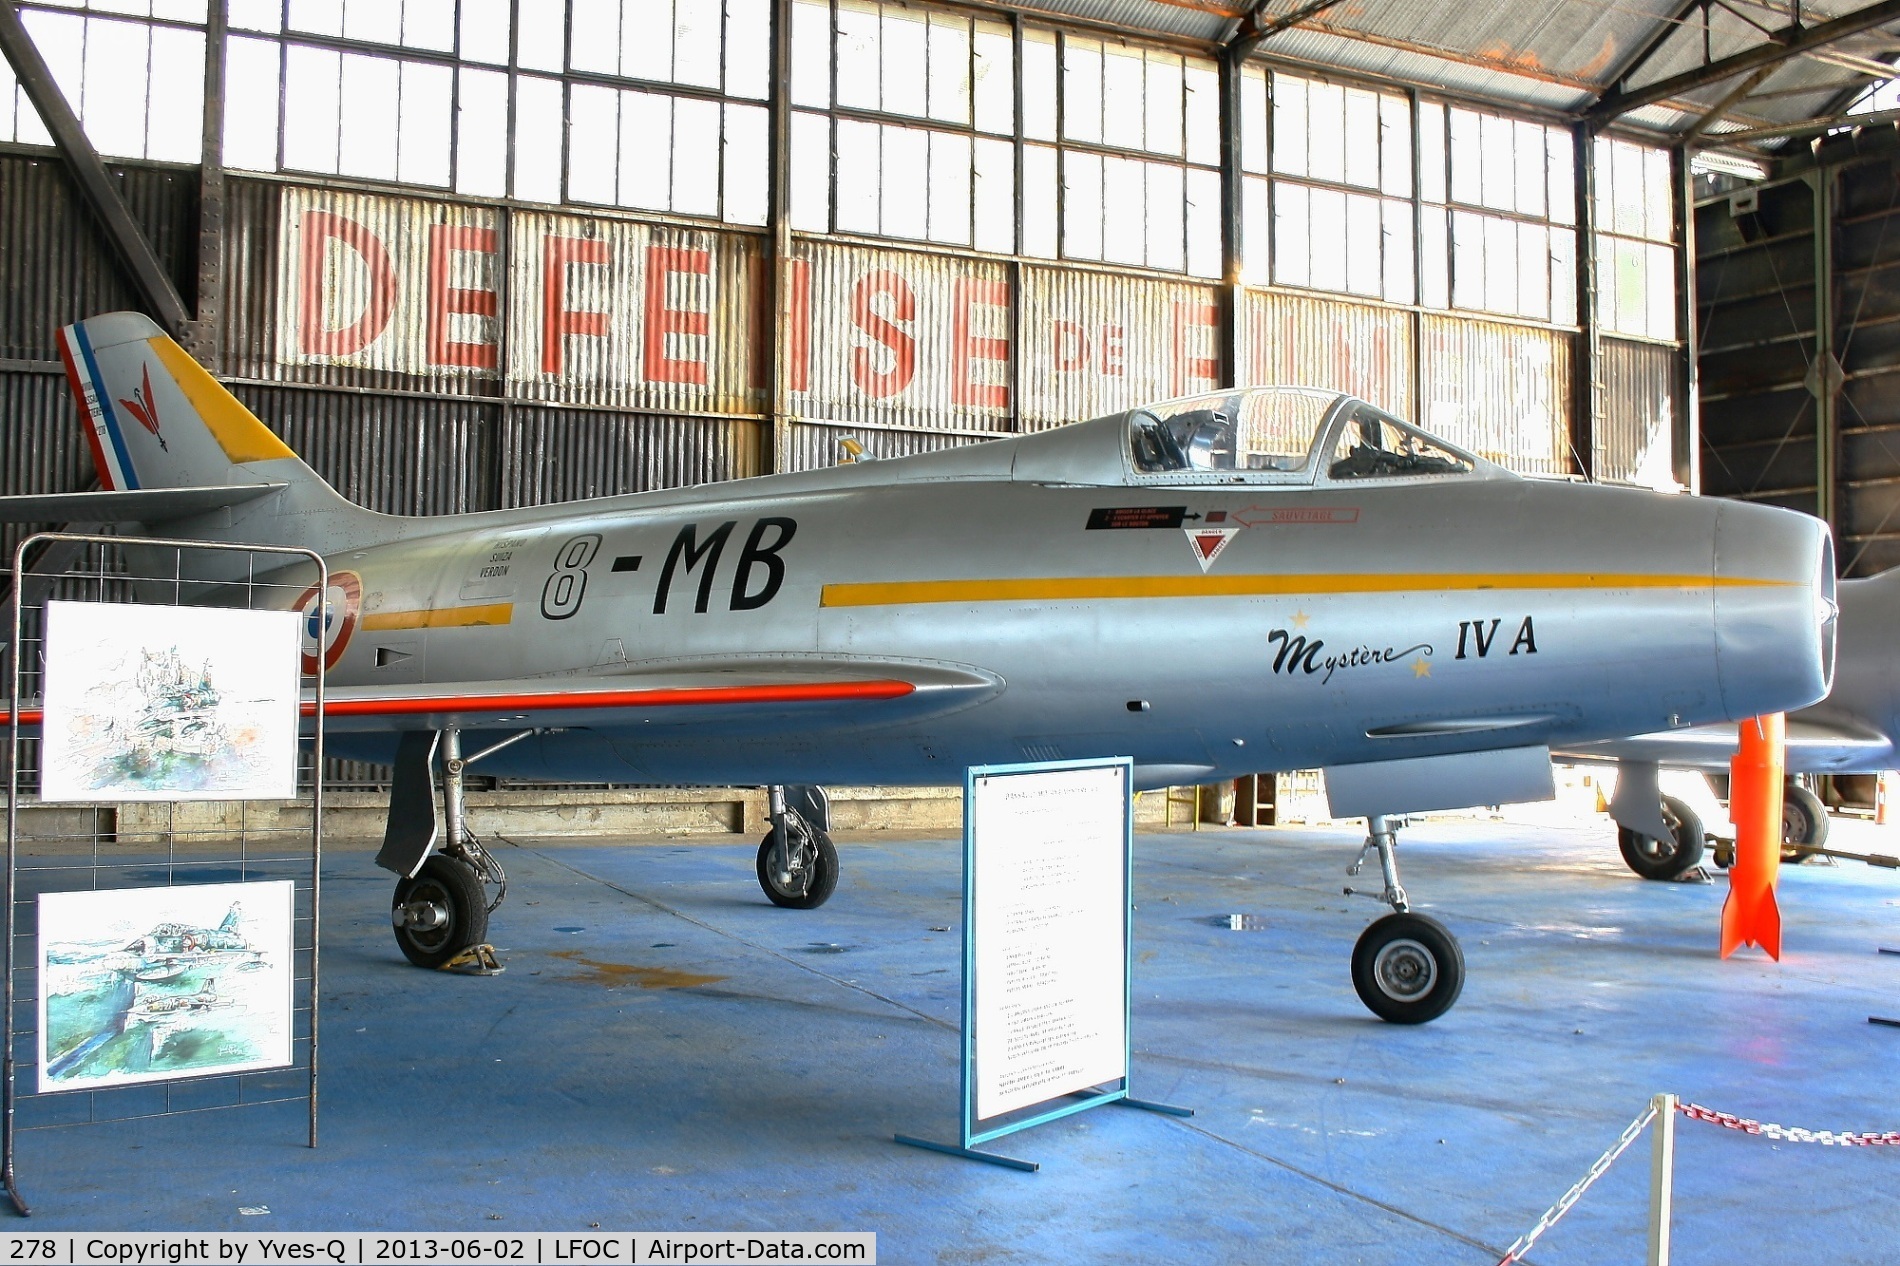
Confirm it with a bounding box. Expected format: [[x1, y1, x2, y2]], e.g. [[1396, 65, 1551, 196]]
[[755, 826, 839, 909], [1781, 781, 1829, 861], [1351, 912, 1464, 1024], [391, 855, 489, 968], [1618, 794, 1705, 881]]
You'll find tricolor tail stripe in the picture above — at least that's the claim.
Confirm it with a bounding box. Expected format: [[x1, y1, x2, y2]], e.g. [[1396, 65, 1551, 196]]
[[56, 323, 137, 490]]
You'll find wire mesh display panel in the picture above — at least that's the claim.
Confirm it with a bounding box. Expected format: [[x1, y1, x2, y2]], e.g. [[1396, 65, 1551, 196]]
[[4, 534, 324, 1215]]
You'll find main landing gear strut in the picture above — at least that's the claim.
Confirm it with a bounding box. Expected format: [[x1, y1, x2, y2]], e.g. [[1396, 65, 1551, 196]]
[[1344, 814, 1465, 1024], [381, 727, 526, 968]]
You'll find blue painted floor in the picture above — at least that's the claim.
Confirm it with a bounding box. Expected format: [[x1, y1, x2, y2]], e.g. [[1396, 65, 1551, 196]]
[[9, 812, 1899, 1263]]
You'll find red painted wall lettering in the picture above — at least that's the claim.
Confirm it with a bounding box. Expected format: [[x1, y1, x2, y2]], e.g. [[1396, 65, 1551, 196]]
[[426, 225, 498, 370], [1171, 300, 1219, 394], [951, 277, 1010, 408], [643, 245, 711, 384], [851, 270, 916, 399], [542, 236, 611, 376], [299, 211, 396, 357]]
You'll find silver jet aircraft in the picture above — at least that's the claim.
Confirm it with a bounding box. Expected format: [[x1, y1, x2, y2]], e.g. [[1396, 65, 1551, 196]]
[[1571, 566, 1900, 880], [2, 312, 1840, 1023]]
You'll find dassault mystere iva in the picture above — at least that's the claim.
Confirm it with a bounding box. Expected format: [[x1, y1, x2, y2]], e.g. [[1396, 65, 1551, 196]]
[[2, 312, 1839, 1023]]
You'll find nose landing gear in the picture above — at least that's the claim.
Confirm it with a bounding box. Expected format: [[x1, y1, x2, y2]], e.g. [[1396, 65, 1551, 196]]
[[756, 784, 839, 909], [1344, 814, 1466, 1024]]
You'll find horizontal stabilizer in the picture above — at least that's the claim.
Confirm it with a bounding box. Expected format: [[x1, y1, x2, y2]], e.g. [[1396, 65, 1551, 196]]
[[0, 483, 286, 523]]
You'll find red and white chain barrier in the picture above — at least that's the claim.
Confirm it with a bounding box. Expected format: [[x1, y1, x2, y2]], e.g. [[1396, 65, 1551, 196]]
[[1496, 1100, 1660, 1266], [1677, 1101, 1900, 1147], [1498, 1096, 1900, 1266]]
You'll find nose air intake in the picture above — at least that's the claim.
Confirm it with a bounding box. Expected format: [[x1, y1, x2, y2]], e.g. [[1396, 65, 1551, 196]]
[[1712, 501, 1837, 721]]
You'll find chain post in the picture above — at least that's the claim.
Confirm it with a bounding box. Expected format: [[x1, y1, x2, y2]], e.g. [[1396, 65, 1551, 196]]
[[1648, 1092, 1677, 1266]]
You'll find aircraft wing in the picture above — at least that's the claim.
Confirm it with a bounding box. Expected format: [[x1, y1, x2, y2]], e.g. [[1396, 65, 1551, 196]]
[[1559, 716, 1893, 773], [5, 659, 1002, 738], [0, 484, 287, 522]]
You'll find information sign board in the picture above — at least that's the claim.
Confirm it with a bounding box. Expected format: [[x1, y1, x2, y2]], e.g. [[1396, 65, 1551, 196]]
[[968, 761, 1130, 1123]]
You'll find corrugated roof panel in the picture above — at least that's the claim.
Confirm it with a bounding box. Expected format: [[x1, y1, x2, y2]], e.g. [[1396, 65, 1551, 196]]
[[1253, 0, 1670, 92], [1019, 0, 1234, 43], [1263, 26, 1592, 115]]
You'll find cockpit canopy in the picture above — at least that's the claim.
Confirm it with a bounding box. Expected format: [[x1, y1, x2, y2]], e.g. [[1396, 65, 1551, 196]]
[[1127, 387, 1480, 484]]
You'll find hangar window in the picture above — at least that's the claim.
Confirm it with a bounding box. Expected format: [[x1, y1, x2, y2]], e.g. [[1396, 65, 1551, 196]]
[[792, 3, 1219, 275], [791, 0, 1016, 252], [218, 0, 770, 225], [1431, 103, 1577, 326], [1593, 137, 1677, 342], [5, 2, 206, 161]]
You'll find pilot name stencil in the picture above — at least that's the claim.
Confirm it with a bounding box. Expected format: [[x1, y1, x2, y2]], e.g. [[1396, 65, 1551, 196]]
[[1453, 616, 1539, 659], [1267, 628, 1433, 685]]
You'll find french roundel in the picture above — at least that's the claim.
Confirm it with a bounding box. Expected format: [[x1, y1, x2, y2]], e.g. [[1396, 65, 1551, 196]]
[[294, 571, 362, 673]]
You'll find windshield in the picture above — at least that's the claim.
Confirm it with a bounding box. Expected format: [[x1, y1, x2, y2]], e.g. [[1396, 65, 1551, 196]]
[[1128, 387, 1475, 482], [1324, 408, 1474, 480]]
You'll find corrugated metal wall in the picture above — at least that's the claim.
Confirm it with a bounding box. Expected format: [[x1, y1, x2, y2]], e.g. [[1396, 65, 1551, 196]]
[[1420, 314, 1572, 475], [1240, 290, 1414, 418], [1598, 337, 1680, 486], [500, 408, 762, 507], [782, 419, 992, 474], [0, 153, 197, 363], [230, 384, 495, 516], [1019, 265, 1223, 429], [0, 152, 199, 576]]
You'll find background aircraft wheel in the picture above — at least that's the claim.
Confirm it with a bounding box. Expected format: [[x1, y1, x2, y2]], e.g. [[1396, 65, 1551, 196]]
[[391, 856, 490, 968], [756, 827, 838, 909], [1351, 912, 1465, 1024], [1618, 794, 1705, 881], [1780, 782, 1829, 862]]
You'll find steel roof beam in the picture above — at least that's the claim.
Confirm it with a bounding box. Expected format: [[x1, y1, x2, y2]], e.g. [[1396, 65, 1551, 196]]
[[1587, 0, 1900, 125], [0, 0, 190, 335], [1227, 0, 1346, 60], [1591, 0, 1711, 107], [1686, 61, 1779, 139]]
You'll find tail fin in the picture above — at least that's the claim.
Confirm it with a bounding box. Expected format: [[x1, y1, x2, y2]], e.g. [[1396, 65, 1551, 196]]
[[54, 312, 381, 548]]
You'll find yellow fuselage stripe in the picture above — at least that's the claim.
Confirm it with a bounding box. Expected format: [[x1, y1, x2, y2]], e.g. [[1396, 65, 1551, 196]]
[[819, 573, 1797, 609], [363, 603, 515, 630]]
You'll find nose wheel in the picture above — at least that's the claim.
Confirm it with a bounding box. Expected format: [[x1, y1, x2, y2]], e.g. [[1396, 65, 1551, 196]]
[[1351, 911, 1465, 1024], [756, 784, 839, 909], [1344, 814, 1466, 1023]]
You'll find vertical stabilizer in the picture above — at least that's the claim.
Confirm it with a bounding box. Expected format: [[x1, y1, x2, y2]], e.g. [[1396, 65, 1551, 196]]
[[54, 312, 383, 550]]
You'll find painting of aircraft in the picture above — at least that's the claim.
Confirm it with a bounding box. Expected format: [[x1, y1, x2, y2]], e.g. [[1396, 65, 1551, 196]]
[[1, 312, 1840, 1023], [1566, 566, 1899, 880]]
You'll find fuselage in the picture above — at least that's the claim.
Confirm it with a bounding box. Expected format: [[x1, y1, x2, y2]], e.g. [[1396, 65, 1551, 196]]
[[261, 406, 1835, 791]]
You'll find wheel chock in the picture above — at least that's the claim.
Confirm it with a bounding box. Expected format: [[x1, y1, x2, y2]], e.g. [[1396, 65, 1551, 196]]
[[438, 943, 505, 975]]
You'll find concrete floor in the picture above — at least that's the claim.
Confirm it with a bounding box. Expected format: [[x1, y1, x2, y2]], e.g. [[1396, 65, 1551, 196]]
[[8, 809, 1899, 1263]]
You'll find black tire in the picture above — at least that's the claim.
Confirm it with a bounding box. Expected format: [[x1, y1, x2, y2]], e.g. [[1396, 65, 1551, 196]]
[[755, 827, 839, 909], [1617, 794, 1706, 881], [1350, 912, 1465, 1025], [391, 856, 490, 969], [1781, 781, 1829, 861]]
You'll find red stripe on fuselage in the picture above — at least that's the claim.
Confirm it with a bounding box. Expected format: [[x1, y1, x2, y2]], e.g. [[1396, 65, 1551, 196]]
[[6, 682, 914, 731], [300, 678, 917, 718]]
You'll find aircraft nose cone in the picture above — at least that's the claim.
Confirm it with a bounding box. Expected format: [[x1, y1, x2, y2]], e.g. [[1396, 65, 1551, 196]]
[[1712, 500, 1837, 720]]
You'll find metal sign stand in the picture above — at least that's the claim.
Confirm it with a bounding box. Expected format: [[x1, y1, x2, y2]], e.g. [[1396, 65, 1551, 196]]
[[3, 533, 326, 1216], [897, 757, 1190, 1172]]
